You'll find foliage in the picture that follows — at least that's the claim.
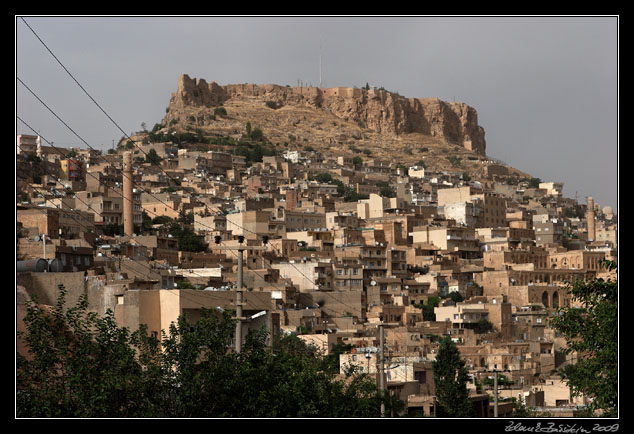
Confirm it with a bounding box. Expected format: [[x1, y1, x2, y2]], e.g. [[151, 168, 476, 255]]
[[432, 337, 475, 417], [418, 296, 440, 321], [145, 149, 163, 166], [176, 280, 196, 289], [444, 291, 464, 304], [234, 142, 276, 163], [513, 399, 538, 417], [564, 206, 585, 219], [213, 106, 227, 117], [102, 223, 124, 237], [25, 152, 42, 164], [549, 260, 618, 417], [528, 177, 542, 189], [410, 265, 429, 274], [17, 190, 30, 203], [17, 290, 396, 417], [166, 222, 207, 252], [448, 156, 462, 167], [141, 211, 153, 232], [314, 172, 334, 184], [17, 285, 165, 417], [152, 215, 174, 226], [352, 156, 363, 167], [477, 318, 494, 333], [483, 373, 513, 387], [376, 181, 395, 198]]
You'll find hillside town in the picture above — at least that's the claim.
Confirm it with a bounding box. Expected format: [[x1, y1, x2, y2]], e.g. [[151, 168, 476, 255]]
[[16, 128, 617, 418]]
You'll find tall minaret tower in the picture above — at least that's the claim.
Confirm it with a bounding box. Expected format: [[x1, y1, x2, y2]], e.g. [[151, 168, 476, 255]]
[[587, 196, 595, 242], [123, 151, 134, 237]]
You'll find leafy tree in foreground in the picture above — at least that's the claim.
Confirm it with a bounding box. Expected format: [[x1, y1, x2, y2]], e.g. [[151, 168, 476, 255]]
[[17, 285, 165, 417], [17, 287, 397, 417], [549, 260, 618, 417], [432, 337, 475, 417]]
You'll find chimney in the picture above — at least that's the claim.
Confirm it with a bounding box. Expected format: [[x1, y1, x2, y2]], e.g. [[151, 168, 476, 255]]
[[587, 197, 595, 242], [123, 151, 134, 236]]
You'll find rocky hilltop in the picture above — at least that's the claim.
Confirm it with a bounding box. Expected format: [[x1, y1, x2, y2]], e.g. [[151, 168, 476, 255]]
[[164, 74, 486, 156]]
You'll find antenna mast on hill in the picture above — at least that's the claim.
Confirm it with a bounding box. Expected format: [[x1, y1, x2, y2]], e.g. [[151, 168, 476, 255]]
[[319, 39, 323, 88]]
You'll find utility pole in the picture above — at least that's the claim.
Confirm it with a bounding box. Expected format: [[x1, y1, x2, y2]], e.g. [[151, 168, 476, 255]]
[[213, 235, 268, 354], [494, 370, 499, 417], [379, 321, 385, 417], [236, 242, 245, 353], [376, 318, 399, 417]]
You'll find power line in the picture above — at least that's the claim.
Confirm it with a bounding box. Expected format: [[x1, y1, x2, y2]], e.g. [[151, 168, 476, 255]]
[[16, 127, 212, 282], [18, 17, 340, 294], [17, 19, 385, 322]]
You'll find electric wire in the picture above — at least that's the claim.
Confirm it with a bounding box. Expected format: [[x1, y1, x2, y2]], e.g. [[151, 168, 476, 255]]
[[17, 18, 410, 322]]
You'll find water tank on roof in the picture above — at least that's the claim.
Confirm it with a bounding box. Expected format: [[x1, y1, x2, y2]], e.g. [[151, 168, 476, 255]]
[[47, 258, 63, 272], [17, 258, 49, 273]]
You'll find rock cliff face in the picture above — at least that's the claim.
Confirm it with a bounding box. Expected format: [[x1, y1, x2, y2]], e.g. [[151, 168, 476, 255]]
[[165, 74, 486, 155]]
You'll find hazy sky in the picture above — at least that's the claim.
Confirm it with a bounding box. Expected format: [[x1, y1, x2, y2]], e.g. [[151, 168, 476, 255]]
[[16, 15, 618, 213]]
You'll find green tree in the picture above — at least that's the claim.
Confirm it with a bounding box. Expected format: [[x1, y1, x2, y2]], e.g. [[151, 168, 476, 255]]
[[432, 337, 475, 417], [477, 318, 494, 333], [448, 156, 462, 167], [422, 296, 440, 321], [315, 172, 334, 184], [152, 215, 174, 226], [513, 399, 538, 417], [141, 211, 153, 232], [528, 177, 542, 188], [145, 148, 163, 166], [17, 285, 165, 417], [25, 152, 42, 164], [549, 260, 617, 417], [250, 127, 263, 141], [167, 222, 207, 252], [18, 290, 397, 417], [376, 181, 395, 198], [482, 373, 513, 388], [102, 223, 124, 237], [446, 291, 464, 304]]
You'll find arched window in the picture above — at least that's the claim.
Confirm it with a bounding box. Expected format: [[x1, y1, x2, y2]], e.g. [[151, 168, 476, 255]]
[[542, 291, 550, 308]]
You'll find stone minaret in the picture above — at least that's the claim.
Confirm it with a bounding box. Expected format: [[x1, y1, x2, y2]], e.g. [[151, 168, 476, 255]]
[[123, 151, 134, 236], [587, 197, 595, 242]]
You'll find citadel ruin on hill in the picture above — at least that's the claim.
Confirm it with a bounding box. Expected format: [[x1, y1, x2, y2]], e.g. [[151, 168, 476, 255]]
[[16, 73, 617, 418]]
